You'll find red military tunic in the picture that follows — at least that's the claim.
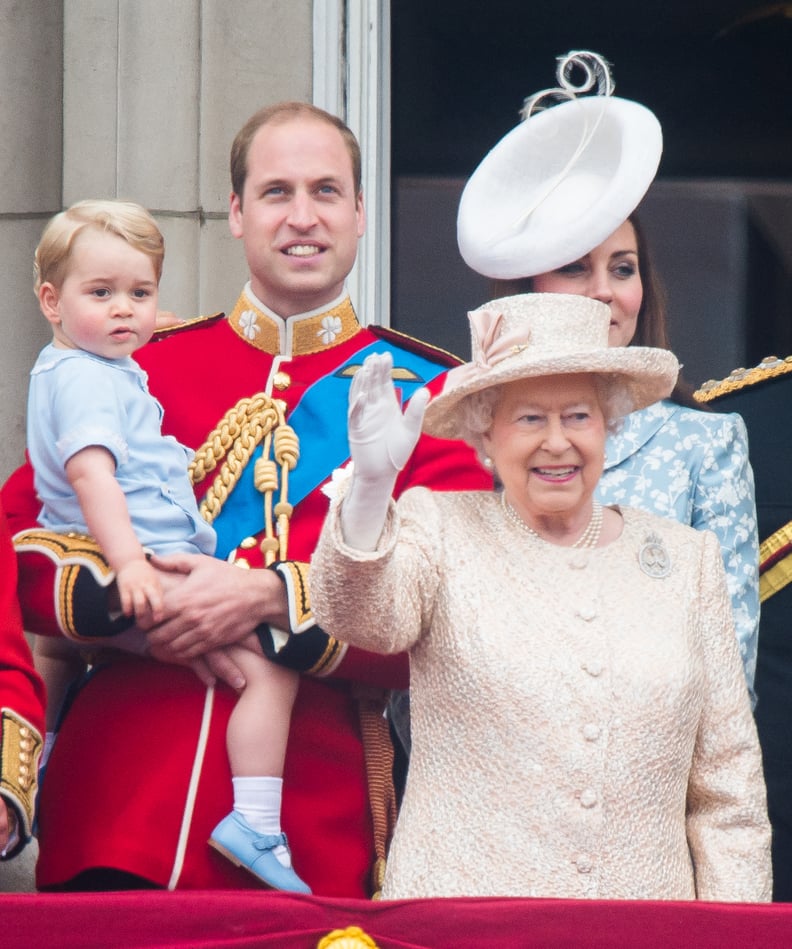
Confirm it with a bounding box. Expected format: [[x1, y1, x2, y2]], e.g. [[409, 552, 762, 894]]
[[2, 290, 491, 894], [0, 497, 45, 858]]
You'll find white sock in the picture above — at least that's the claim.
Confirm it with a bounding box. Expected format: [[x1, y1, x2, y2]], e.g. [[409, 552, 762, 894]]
[[232, 776, 291, 867]]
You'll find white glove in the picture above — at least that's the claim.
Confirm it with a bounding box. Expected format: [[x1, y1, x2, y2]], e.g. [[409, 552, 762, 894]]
[[341, 352, 429, 550]]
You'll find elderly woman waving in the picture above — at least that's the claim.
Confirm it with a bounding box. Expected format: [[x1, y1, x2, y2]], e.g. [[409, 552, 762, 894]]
[[311, 292, 771, 903]]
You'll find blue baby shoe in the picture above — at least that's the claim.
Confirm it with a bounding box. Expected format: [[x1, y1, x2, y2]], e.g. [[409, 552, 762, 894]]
[[209, 811, 312, 893]]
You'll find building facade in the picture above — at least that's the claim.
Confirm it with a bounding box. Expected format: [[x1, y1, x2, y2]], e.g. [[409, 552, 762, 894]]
[[0, 0, 389, 481]]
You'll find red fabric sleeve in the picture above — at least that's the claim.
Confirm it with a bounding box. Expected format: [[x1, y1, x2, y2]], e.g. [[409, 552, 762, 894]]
[[1, 462, 64, 639], [0, 492, 45, 728]]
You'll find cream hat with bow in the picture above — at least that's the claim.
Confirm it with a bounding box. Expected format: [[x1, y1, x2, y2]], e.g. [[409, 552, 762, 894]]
[[422, 293, 679, 441], [456, 51, 662, 279]]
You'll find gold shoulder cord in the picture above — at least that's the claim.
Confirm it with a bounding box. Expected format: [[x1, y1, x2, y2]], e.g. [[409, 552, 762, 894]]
[[188, 393, 300, 564]]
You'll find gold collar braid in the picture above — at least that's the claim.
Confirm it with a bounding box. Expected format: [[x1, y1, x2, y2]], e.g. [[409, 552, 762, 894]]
[[228, 291, 360, 356], [189, 394, 300, 564]]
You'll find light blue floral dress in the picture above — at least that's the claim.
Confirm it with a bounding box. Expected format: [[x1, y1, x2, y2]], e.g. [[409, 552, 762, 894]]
[[596, 399, 759, 703]]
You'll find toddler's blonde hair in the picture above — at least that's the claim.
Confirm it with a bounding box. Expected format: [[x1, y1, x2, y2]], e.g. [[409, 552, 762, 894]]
[[34, 199, 165, 293]]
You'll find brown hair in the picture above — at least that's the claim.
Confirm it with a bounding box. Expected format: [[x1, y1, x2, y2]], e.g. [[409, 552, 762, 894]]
[[34, 199, 165, 293], [490, 214, 703, 409], [627, 214, 702, 408], [230, 101, 362, 205]]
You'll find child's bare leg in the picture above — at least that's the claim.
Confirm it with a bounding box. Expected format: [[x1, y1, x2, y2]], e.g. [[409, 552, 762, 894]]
[[223, 644, 298, 777]]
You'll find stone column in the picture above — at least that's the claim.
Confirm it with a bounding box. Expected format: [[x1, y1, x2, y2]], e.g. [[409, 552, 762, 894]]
[[0, 1, 64, 480]]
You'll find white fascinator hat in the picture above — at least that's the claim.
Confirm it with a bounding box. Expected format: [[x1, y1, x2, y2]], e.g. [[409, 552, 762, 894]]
[[423, 293, 679, 441], [457, 50, 663, 279]]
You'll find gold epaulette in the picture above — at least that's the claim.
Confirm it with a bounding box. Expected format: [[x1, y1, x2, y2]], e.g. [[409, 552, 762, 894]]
[[151, 311, 225, 341], [695, 355, 792, 403]]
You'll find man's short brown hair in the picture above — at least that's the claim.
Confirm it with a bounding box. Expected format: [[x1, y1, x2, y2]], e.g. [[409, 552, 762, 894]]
[[230, 102, 362, 205]]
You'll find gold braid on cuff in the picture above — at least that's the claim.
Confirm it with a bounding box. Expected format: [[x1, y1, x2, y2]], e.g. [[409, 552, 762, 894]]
[[0, 709, 43, 841]]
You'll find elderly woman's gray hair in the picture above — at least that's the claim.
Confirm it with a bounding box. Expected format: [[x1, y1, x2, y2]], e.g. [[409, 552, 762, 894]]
[[457, 373, 634, 464]]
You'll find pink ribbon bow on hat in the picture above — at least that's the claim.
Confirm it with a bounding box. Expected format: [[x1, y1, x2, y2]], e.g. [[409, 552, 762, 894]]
[[444, 309, 531, 389]]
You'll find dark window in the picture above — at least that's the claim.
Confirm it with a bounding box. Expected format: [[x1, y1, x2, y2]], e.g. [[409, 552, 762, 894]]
[[391, 1, 792, 381]]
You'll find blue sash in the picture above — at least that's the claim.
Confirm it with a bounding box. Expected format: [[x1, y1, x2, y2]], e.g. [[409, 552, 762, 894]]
[[212, 339, 448, 558]]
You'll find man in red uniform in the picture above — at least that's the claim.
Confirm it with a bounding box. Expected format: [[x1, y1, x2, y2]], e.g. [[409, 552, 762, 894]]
[[2, 102, 490, 894], [0, 499, 44, 863]]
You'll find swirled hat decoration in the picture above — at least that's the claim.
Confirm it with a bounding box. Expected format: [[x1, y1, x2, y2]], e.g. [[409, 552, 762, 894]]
[[457, 51, 663, 279]]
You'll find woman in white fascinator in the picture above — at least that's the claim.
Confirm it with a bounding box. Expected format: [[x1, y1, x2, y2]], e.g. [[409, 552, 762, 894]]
[[456, 51, 759, 704], [310, 291, 770, 902]]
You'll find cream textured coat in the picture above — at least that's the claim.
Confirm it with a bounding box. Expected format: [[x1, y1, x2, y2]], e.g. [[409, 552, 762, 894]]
[[312, 489, 771, 902]]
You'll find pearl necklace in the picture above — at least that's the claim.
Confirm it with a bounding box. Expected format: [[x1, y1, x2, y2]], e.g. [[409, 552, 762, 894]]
[[501, 493, 603, 549]]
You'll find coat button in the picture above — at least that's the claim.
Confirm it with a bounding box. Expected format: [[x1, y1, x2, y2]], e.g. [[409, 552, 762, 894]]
[[273, 371, 291, 390], [582, 724, 601, 741], [580, 789, 598, 808], [575, 854, 593, 873]]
